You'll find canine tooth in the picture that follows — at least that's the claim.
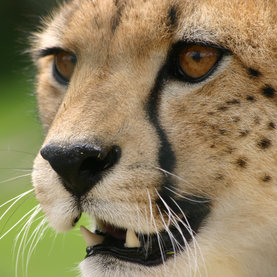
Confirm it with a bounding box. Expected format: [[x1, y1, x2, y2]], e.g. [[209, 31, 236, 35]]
[[125, 229, 140, 248], [80, 226, 104, 246]]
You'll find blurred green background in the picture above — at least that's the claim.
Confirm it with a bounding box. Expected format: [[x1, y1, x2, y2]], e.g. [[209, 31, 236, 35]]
[[0, 1, 89, 276]]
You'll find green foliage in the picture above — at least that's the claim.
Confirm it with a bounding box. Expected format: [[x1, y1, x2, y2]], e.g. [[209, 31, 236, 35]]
[[0, 2, 89, 276], [0, 77, 90, 277]]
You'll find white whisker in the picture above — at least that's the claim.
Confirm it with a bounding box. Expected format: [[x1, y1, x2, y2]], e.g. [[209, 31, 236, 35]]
[[156, 205, 179, 277], [146, 190, 166, 264], [49, 231, 58, 256], [141, 205, 151, 257], [170, 197, 207, 277], [14, 205, 41, 277], [165, 186, 210, 204], [156, 190, 195, 276], [153, 166, 214, 200], [0, 168, 33, 172], [13, 208, 41, 257], [0, 205, 38, 241], [25, 218, 48, 276], [156, 205, 178, 261], [154, 166, 184, 181], [0, 189, 34, 209], [13, 207, 41, 249], [0, 149, 36, 156], [0, 190, 35, 239], [0, 173, 31, 184], [152, 166, 210, 275]]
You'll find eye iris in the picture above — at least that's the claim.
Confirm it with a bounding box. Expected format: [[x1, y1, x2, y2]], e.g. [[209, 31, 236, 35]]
[[179, 45, 219, 79], [55, 51, 76, 82]]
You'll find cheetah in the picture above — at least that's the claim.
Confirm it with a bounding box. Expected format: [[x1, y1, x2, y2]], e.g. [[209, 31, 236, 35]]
[[31, 0, 277, 276]]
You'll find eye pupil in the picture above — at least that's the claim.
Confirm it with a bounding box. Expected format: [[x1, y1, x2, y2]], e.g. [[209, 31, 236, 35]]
[[191, 52, 202, 62]]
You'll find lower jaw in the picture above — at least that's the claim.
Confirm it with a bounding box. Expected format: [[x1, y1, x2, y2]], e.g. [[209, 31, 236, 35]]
[[80, 253, 150, 277], [86, 244, 175, 266]]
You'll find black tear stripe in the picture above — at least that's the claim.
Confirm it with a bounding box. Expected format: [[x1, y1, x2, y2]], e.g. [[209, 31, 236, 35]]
[[147, 70, 175, 174], [146, 64, 210, 225], [146, 68, 175, 209]]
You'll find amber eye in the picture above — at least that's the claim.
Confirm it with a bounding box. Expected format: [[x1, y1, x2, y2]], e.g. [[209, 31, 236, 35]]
[[53, 51, 76, 85], [178, 45, 221, 81]]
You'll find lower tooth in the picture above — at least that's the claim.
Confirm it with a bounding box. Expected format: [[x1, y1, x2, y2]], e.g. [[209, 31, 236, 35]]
[[125, 229, 141, 248], [80, 226, 104, 247]]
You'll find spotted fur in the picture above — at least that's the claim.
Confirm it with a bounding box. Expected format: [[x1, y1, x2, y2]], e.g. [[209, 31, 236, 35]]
[[31, 0, 277, 276]]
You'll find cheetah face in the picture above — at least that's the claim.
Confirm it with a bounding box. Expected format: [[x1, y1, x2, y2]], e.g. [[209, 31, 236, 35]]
[[31, 0, 277, 276]]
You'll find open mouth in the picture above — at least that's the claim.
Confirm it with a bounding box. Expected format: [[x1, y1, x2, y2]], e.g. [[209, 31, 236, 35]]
[[80, 216, 200, 266]]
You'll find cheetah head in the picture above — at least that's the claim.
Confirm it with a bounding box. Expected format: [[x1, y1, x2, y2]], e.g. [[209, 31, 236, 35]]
[[31, 0, 277, 276]]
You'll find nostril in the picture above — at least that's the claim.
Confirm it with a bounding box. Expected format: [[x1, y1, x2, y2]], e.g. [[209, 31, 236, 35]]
[[78, 146, 121, 183], [40, 144, 121, 197]]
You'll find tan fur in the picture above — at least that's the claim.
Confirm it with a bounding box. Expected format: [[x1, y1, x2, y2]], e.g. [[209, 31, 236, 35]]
[[31, 0, 277, 276]]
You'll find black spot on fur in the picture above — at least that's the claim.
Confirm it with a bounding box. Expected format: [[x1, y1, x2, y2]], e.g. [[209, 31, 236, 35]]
[[111, 16, 120, 32], [246, 95, 256, 102], [111, 0, 126, 32], [225, 147, 235, 154], [233, 117, 241, 123], [258, 138, 272, 149], [268, 122, 276, 129], [211, 125, 217, 131], [248, 68, 261, 77], [167, 6, 177, 26], [226, 99, 240, 105], [215, 174, 224, 181], [219, 129, 227, 135], [262, 175, 272, 182], [94, 16, 100, 29], [236, 158, 247, 168], [239, 130, 249, 137], [262, 85, 276, 98], [217, 106, 228, 111], [207, 112, 215, 115], [254, 116, 260, 125]]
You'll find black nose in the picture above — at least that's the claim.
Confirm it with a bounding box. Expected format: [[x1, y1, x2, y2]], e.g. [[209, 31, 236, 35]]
[[40, 143, 121, 197]]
